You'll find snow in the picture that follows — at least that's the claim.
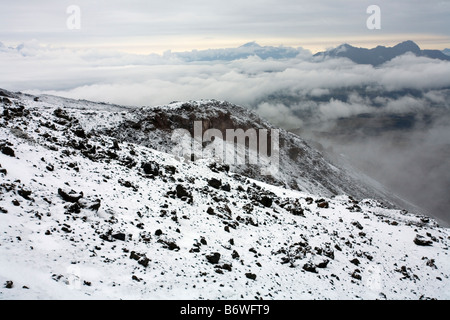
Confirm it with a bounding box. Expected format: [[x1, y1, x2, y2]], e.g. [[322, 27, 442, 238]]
[[0, 91, 449, 300]]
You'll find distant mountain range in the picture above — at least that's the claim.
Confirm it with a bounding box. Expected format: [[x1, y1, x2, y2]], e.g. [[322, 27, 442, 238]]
[[314, 40, 450, 66], [2, 39, 449, 65], [168, 41, 304, 61]]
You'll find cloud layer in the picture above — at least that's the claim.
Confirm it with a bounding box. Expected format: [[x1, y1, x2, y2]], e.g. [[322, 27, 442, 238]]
[[1, 41, 450, 110]]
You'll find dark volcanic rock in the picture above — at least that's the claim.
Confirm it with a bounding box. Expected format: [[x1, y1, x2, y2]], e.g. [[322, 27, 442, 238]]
[[17, 189, 32, 200], [258, 196, 273, 208], [72, 128, 86, 139], [1, 146, 15, 157], [352, 221, 364, 230], [206, 252, 221, 264], [87, 199, 101, 212], [58, 188, 83, 203], [350, 258, 361, 266], [138, 257, 150, 268], [317, 259, 330, 268], [414, 235, 433, 246], [245, 272, 257, 280], [176, 184, 190, 198], [208, 178, 222, 189], [112, 233, 126, 241], [130, 251, 142, 261], [54, 108, 72, 121], [351, 269, 362, 280], [158, 239, 180, 251], [142, 161, 159, 176], [302, 262, 317, 273], [316, 199, 329, 208]]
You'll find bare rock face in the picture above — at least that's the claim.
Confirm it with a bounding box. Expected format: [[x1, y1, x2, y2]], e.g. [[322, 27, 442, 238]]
[[100, 100, 398, 206]]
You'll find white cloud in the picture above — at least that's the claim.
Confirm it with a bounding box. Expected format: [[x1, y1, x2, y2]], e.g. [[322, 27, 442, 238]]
[[1, 40, 450, 118]]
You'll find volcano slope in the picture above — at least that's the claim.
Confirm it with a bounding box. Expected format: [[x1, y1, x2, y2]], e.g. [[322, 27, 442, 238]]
[[0, 90, 448, 299]]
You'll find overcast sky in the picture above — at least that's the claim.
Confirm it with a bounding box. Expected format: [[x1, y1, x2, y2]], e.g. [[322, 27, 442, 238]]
[[0, 0, 449, 53]]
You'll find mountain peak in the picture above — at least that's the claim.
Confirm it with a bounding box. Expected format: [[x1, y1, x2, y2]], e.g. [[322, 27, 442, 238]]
[[393, 40, 421, 52]]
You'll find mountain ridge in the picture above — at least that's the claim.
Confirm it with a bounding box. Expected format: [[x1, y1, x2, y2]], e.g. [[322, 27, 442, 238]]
[[314, 40, 450, 66]]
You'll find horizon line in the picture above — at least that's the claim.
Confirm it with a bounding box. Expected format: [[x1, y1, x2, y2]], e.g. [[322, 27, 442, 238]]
[[1, 35, 449, 56]]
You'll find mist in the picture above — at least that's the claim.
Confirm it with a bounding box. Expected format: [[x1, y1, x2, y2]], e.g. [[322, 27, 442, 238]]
[[309, 114, 450, 227]]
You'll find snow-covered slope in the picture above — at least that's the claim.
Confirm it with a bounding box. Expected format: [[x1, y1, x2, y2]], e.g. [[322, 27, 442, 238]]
[[0, 90, 449, 299]]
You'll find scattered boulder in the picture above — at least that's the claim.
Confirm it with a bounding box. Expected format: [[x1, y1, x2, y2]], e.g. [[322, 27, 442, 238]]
[[209, 163, 230, 173], [258, 196, 273, 208], [118, 179, 138, 191], [17, 188, 32, 200], [138, 257, 150, 268], [206, 252, 221, 264], [53, 108, 72, 121], [61, 225, 72, 233], [4, 281, 13, 289], [352, 221, 364, 230], [1, 146, 15, 157], [245, 272, 257, 280], [221, 263, 232, 272], [112, 233, 126, 241], [130, 251, 142, 261], [350, 258, 361, 266], [317, 259, 330, 269], [208, 178, 222, 189], [142, 161, 159, 176], [88, 199, 101, 212], [206, 207, 215, 215], [72, 128, 86, 139], [414, 235, 433, 246], [351, 269, 362, 281], [164, 165, 177, 175], [302, 262, 317, 273], [176, 184, 190, 199], [66, 203, 81, 214], [158, 239, 180, 251], [316, 199, 329, 209], [58, 188, 83, 203]]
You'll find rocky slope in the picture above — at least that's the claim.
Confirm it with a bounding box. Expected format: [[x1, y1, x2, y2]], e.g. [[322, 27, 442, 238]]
[[0, 89, 449, 299]]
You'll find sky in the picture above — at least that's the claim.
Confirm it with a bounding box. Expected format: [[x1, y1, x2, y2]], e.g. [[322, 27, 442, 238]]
[[0, 0, 450, 53]]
